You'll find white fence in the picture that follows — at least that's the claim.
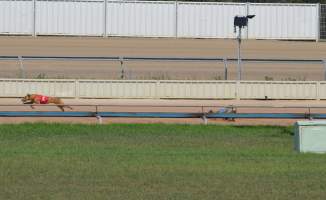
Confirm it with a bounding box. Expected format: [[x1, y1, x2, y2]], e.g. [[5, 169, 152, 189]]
[[177, 2, 247, 38], [0, 79, 76, 97], [0, 0, 33, 34], [0, 0, 320, 40], [2, 79, 326, 100], [36, 0, 104, 36], [107, 1, 176, 37], [248, 3, 318, 40]]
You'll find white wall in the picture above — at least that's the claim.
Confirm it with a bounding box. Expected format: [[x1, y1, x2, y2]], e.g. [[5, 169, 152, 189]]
[[0, 79, 75, 97], [1, 79, 326, 100], [157, 80, 237, 99], [248, 3, 319, 40], [107, 1, 176, 37], [239, 81, 318, 99], [177, 2, 247, 38], [36, 0, 104, 36], [0, 0, 320, 40], [78, 80, 157, 98], [0, 0, 33, 34]]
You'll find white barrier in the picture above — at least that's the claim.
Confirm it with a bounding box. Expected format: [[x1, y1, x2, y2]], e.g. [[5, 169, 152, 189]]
[[0, 0, 320, 40], [157, 80, 237, 99], [177, 2, 247, 38], [36, 0, 104, 36], [0, 0, 33, 34], [0, 79, 75, 98], [78, 80, 157, 98], [107, 1, 176, 37], [239, 81, 318, 100], [1, 79, 326, 100], [248, 3, 318, 40]]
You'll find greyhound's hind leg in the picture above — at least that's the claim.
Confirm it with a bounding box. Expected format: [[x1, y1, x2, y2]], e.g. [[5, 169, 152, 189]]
[[58, 105, 65, 112]]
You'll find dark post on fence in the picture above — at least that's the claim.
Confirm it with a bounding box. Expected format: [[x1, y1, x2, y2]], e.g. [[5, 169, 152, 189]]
[[234, 15, 255, 80]]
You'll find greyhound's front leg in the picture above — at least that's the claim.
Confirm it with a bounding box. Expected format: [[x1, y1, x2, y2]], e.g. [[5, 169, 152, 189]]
[[30, 100, 40, 109], [22, 101, 35, 109]]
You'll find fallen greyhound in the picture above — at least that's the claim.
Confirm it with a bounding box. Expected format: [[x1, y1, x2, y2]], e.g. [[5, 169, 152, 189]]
[[208, 105, 236, 121]]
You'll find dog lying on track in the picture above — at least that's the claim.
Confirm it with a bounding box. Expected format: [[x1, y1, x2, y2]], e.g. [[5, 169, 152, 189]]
[[21, 94, 73, 112]]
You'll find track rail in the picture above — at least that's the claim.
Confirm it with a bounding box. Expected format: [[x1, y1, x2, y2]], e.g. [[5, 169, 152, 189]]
[[0, 104, 325, 123], [1, 104, 326, 109], [0, 55, 324, 64], [0, 111, 321, 119]]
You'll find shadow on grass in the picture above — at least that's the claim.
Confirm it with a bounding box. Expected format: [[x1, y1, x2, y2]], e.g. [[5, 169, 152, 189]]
[[230, 125, 294, 136]]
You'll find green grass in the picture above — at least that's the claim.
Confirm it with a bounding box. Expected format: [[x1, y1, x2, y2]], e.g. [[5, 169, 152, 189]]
[[0, 123, 325, 200]]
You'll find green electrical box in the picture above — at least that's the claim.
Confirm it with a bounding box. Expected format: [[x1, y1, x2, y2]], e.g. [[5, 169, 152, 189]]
[[294, 121, 326, 153]]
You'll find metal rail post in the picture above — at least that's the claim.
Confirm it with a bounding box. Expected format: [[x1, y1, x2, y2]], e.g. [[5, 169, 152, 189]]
[[95, 105, 102, 124], [201, 106, 207, 125], [237, 28, 242, 80], [246, 2, 250, 39], [96, 115, 103, 124], [18, 56, 25, 78], [223, 58, 228, 80], [119, 57, 125, 79], [202, 115, 208, 125]]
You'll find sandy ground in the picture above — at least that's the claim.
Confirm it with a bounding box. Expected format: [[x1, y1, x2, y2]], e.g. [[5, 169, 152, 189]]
[[0, 36, 325, 80], [1, 98, 326, 126]]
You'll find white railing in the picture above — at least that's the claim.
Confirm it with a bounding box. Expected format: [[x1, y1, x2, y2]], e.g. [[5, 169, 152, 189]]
[[2, 78, 326, 100], [0, 0, 320, 40], [2, 55, 325, 80]]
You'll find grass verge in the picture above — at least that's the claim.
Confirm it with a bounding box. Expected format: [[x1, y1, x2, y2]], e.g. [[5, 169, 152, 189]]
[[0, 123, 325, 200]]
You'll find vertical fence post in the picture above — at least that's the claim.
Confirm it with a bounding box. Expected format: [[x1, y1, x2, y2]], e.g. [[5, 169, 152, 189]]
[[74, 79, 80, 99], [96, 115, 103, 124], [246, 2, 250, 39], [316, 81, 320, 100], [155, 80, 161, 99], [175, 0, 178, 38], [32, 0, 36, 36], [95, 105, 103, 124], [223, 58, 228, 80], [202, 115, 208, 125], [103, 0, 107, 37], [317, 3, 321, 42], [236, 81, 240, 100]]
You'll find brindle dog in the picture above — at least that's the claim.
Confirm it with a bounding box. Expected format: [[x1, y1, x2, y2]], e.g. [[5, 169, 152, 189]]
[[21, 94, 73, 112]]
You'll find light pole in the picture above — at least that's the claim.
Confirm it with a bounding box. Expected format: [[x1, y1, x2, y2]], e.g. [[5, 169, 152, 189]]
[[234, 15, 255, 80]]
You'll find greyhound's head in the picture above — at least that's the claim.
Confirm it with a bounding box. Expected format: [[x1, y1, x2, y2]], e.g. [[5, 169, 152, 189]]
[[21, 94, 32, 103]]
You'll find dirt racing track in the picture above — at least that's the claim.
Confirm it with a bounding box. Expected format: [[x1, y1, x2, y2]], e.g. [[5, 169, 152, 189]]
[[0, 37, 326, 80], [0, 37, 326, 125]]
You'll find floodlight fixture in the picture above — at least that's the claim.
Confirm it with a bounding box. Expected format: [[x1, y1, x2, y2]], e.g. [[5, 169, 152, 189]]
[[234, 14, 255, 80], [247, 15, 256, 19]]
